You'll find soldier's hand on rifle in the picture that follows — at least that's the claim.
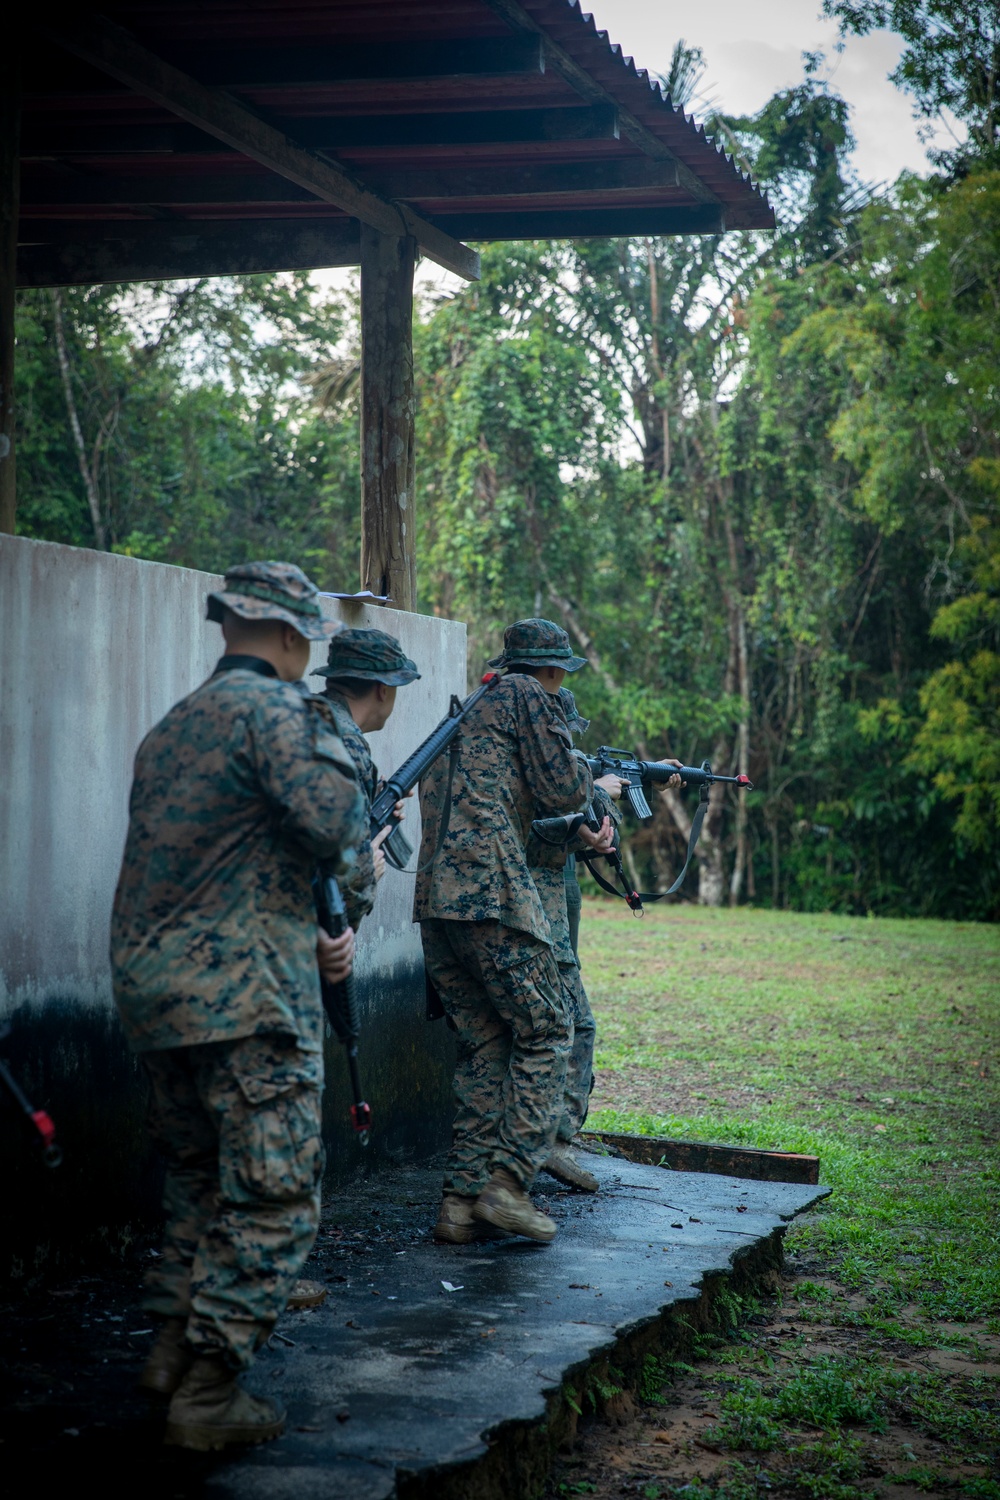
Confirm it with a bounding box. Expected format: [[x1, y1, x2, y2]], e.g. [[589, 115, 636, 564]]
[[595, 773, 624, 800], [578, 815, 615, 853], [317, 924, 355, 983], [654, 758, 685, 789], [370, 814, 403, 882]]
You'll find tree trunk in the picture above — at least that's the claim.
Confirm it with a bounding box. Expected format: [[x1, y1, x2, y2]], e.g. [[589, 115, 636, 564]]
[[729, 605, 750, 905], [51, 289, 107, 550]]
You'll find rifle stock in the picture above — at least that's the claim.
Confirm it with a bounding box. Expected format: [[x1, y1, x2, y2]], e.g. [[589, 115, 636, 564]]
[[313, 873, 371, 1143]]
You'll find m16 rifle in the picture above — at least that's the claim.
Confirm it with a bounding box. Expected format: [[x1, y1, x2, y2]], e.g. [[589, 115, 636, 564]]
[[313, 873, 371, 1145], [368, 671, 502, 871], [581, 747, 753, 822], [531, 751, 754, 910]]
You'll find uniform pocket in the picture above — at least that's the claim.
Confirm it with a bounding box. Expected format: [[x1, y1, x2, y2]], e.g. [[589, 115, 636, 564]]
[[219, 1036, 325, 1202]]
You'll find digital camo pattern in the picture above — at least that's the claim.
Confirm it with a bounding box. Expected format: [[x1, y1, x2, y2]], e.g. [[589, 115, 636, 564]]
[[414, 673, 593, 942], [142, 1034, 323, 1370], [526, 782, 619, 1135], [111, 664, 365, 1053], [321, 689, 379, 929], [558, 961, 596, 1142], [421, 918, 570, 1195]]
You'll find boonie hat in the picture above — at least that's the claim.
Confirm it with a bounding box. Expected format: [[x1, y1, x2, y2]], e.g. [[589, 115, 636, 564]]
[[207, 560, 339, 641], [558, 686, 591, 735], [488, 617, 586, 673], [312, 627, 421, 687]]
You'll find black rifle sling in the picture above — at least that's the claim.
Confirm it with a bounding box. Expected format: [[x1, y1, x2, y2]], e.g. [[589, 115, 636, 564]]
[[664, 785, 711, 895], [578, 783, 712, 901], [416, 736, 461, 874]]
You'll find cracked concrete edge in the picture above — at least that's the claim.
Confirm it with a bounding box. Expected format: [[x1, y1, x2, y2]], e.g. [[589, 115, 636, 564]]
[[396, 1224, 793, 1500]]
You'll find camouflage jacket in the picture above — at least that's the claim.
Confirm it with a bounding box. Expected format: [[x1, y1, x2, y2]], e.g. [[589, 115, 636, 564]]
[[111, 657, 365, 1054], [413, 673, 593, 941], [527, 785, 621, 965], [321, 690, 379, 929]]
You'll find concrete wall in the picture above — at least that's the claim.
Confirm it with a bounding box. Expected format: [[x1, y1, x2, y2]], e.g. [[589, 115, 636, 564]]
[[0, 535, 463, 1270]]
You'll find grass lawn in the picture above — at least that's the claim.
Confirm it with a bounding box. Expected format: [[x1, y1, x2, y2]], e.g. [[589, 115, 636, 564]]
[[547, 901, 999, 1500]]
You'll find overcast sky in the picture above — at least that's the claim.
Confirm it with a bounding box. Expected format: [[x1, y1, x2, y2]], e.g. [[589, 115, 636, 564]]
[[583, 0, 948, 190]]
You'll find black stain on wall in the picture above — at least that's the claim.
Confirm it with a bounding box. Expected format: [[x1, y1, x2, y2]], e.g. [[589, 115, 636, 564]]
[[0, 964, 455, 1278]]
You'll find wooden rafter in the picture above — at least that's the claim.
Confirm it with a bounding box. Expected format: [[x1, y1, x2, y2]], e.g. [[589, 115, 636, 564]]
[[44, 13, 480, 281], [481, 0, 721, 206]]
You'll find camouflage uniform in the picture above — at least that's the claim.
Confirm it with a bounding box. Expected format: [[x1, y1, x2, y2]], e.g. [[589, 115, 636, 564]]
[[527, 688, 623, 1143], [112, 562, 365, 1370], [415, 620, 593, 1196], [311, 629, 420, 930]]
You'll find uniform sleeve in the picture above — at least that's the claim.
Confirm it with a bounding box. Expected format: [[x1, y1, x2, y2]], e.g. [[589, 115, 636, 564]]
[[249, 691, 366, 867], [516, 680, 594, 817]]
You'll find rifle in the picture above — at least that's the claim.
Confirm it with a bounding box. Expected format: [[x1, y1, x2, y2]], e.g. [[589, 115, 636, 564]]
[[313, 873, 372, 1145], [0, 1023, 62, 1168], [531, 752, 754, 908], [369, 671, 502, 871], [582, 747, 753, 822], [531, 804, 646, 914]]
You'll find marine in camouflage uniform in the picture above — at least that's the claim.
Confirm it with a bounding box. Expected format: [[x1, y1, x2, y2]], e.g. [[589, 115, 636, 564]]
[[310, 628, 421, 930], [415, 619, 593, 1243], [111, 561, 365, 1450], [527, 689, 623, 1192]]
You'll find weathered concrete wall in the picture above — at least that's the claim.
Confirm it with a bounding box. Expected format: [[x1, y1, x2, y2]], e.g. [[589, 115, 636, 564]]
[[0, 535, 462, 1269]]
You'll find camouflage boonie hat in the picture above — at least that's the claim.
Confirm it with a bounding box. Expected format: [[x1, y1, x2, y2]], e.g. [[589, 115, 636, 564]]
[[558, 686, 591, 735], [312, 627, 421, 687], [207, 560, 339, 641], [488, 617, 586, 673]]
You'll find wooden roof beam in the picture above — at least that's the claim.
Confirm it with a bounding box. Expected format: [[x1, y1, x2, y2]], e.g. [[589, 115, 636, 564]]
[[481, 0, 720, 206], [161, 37, 545, 87], [21, 106, 619, 160], [21, 157, 679, 208], [17, 219, 362, 288], [43, 13, 479, 281]]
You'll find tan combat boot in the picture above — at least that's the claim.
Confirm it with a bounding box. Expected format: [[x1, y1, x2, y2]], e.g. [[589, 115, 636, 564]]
[[541, 1146, 599, 1194], [434, 1193, 505, 1244], [138, 1316, 193, 1399], [472, 1168, 557, 1243], [164, 1355, 286, 1452]]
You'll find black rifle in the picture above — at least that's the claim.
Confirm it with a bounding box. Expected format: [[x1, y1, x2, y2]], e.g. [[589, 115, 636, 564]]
[[0, 1024, 62, 1168], [582, 747, 753, 822], [531, 804, 646, 914], [532, 752, 754, 907], [369, 671, 502, 871], [313, 873, 371, 1144]]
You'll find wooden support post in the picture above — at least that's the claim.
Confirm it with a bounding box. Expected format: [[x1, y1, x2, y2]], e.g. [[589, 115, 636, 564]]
[[360, 225, 417, 610], [0, 47, 20, 534]]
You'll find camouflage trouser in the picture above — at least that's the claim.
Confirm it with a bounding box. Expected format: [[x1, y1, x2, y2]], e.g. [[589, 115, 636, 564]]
[[557, 961, 595, 1143], [421, 919, 570, 1197], [141, 1033, 324, 1370]]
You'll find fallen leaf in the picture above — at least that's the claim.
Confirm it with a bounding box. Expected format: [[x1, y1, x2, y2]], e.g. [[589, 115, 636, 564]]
[[441, 1280, 464, 1292]]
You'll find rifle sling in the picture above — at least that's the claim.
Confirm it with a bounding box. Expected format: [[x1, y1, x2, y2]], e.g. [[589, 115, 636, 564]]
[[578, 785, 711, 901], [416, 737, 461, 875]]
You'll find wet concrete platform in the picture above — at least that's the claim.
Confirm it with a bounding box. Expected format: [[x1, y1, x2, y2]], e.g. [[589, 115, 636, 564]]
[[205, 1149, 828, 1500], [0, 1147, 827, 1498]]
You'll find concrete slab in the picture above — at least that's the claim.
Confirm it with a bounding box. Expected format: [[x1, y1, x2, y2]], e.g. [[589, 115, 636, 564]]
[[204, 1150, 829, 1499]]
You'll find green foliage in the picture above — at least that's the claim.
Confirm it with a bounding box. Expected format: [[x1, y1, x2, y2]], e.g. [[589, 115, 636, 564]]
[[12, 66, 1000, 918], [822, 0, 1000, 173]]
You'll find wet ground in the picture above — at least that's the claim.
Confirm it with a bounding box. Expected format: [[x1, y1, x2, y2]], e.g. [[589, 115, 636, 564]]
[[0, 1151, 826, 1498]]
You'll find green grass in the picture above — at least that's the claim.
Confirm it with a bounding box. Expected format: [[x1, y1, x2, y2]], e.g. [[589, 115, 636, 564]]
[[552, 901, 1000, 1500]]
